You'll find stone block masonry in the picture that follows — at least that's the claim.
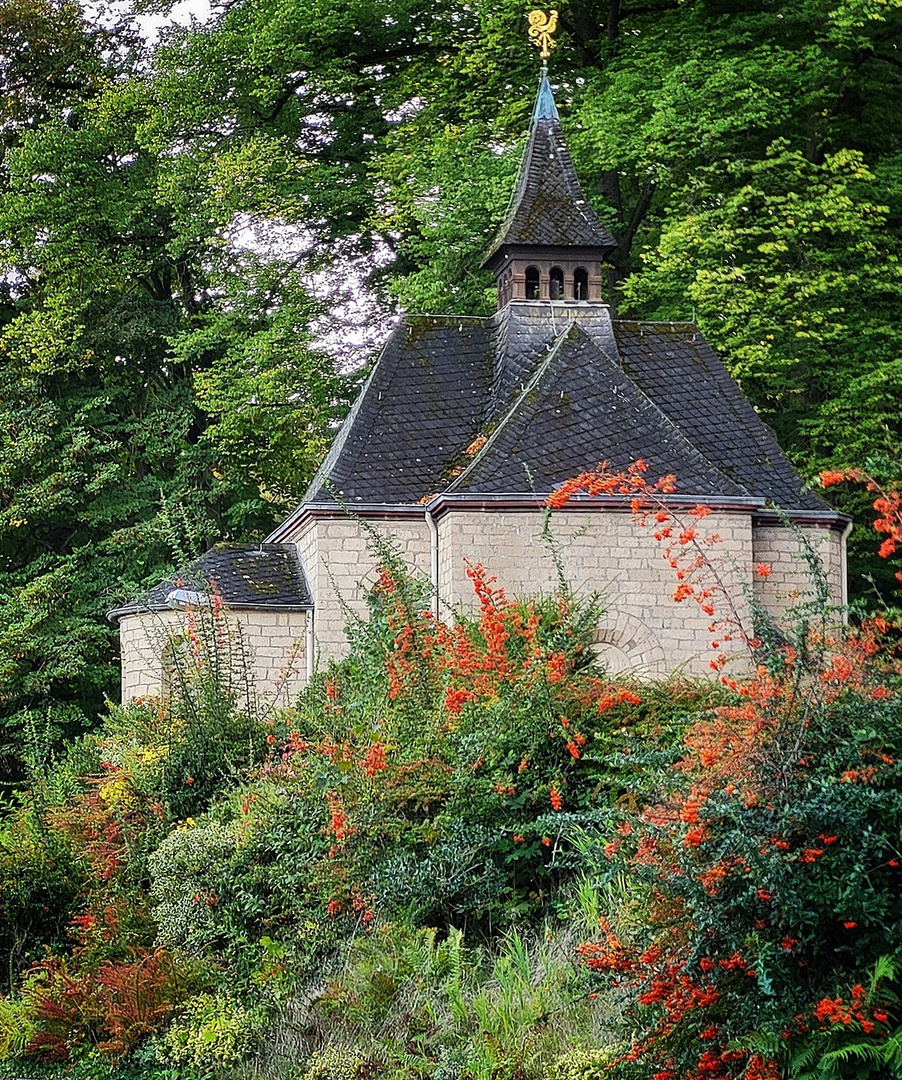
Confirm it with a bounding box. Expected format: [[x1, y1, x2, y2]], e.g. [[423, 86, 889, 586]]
[[295, 516, 432, 663], [119, 608, 307, 707], [292, 506, 846, 681], [437, 507, 756, 678], [752, 523, 845, 618], [118, 508, 847, 700]]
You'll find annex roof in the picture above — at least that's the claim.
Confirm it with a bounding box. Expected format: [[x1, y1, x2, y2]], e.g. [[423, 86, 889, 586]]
[[108, 543, 312, 622]]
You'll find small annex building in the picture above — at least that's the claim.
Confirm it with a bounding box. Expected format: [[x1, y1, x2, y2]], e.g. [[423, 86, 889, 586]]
[[111, 72, 848, 703]]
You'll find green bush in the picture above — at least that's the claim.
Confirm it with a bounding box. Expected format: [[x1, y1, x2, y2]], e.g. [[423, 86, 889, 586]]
[[155, 992, 266, 1071], [149, 821, 238, 953], [0, 809, 86, 991]]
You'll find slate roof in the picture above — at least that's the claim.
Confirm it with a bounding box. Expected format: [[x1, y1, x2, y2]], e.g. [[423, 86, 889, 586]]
[[613, 322, 828, 512], [271, 71, 832, 536], [108, 543, 312, 622], [303, 316, 494, 504], [450, 324, 747, 498], [288, 301, 829, 517], [483, 72, 618, 264]]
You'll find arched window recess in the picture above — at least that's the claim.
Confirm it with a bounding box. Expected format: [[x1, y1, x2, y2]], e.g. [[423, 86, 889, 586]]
[[549, 266, 564, 300], [525, 266, 540, 300]]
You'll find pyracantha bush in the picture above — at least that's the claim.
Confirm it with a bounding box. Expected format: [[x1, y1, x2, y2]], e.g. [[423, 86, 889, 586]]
[[577, 616, 902, 1079]]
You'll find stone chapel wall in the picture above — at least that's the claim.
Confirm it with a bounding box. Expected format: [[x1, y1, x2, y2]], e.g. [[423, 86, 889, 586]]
[[118, 511, 847, 699], [436, 508, 755, 678], [291, 509, 846, 681], [752, 523, 846, 618], [119, 608, 307, 706], [296, 516, 432, 663]]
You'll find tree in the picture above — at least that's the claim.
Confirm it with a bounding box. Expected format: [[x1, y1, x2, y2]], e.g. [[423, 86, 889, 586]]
[[0, 4, 346, 770]]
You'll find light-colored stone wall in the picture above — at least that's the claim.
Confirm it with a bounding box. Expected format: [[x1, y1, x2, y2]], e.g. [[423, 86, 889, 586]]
[[119, 608, 307, 707], [752, 524, 845, 619], [291, 509, 846, 680], [120, 511, 847, 698], [437, 508, 757, 678], [296, 516, 432, 663], [120, 610, 179, 702]]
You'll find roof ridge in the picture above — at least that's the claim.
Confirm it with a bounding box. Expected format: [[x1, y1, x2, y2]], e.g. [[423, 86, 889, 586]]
[[446, 324, 574, 493], [457, 325, 752, 498]]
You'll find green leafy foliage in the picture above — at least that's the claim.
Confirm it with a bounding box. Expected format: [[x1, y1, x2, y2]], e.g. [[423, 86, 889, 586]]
[[577, 609, 902, 1078], [0, 808, 86, 993], [0, 4, 347, 773], [622, 144, 902, 471], [154, 991, 266, 1072], [5, 1, 902, 1072], [0, 505, 901, 1076]]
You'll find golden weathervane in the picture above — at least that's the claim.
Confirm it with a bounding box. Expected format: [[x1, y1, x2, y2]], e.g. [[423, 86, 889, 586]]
[[527, 9, 558, 61]]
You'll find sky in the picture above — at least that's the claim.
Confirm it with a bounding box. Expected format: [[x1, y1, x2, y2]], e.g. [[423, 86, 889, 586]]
[[84, 0, 214, 42], [133, 0, 213, 41]]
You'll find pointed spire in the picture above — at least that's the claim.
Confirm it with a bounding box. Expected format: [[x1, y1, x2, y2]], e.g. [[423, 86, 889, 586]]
[[483, 72, 617, 269], [534, 68, 559, 121]]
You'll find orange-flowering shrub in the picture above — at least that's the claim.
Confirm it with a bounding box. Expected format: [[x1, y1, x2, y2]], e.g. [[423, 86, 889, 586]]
[[545, 460, 751, 669], [539, 459, 902, 1077], [281, 539, 648, 930], [578, 615, 902, 1078], [821, 466, 902, 581]]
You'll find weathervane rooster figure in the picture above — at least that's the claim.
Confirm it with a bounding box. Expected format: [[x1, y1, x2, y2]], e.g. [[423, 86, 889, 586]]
[[528, 9, 559, 61]]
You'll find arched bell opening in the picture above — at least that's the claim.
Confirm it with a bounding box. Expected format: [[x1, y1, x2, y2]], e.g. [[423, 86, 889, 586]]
[[525, 266, 540, 300], [573, 267, 589, 300], [549, 266, 565, 300], [497, 268, 513, 308]]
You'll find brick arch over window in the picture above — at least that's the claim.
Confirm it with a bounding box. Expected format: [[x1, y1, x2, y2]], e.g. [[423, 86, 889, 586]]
[[592, 613, 665, 677]]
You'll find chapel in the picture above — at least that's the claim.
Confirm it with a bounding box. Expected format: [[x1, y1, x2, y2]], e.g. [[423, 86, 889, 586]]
[[111, 64, 848, 703]]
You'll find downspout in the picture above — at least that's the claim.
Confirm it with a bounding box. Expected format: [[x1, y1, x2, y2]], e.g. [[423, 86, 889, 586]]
[[425, 505, 440, 620], [306, 608, 315, 683], [839, 518, 853, 624]]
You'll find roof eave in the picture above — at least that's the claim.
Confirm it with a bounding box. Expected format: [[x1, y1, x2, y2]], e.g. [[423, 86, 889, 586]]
[[481, 241, 619, 273], [425, 492, 768, 518], [107, 599, 314, 625]]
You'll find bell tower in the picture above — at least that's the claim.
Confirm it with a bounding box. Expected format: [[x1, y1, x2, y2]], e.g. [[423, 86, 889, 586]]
[[482, 14, 618, 307]]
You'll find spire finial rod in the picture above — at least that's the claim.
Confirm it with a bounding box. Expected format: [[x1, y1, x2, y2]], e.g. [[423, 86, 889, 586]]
[[528, 9, 558, 62]]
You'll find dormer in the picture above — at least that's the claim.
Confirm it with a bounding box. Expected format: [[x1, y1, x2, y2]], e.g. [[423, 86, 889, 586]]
[[482, 72, 618, 308]]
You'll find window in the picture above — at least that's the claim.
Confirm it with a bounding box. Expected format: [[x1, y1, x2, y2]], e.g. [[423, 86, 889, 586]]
[[525, 266, 540, 299], [573, 267, 588, 300], [550, 266, 564, 300]]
